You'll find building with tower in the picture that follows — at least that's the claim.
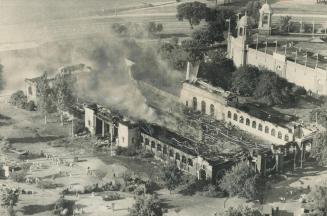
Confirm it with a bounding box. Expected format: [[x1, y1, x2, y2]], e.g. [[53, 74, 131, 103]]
[[228, 1, 327, 95], [258, 0, 273, 35]]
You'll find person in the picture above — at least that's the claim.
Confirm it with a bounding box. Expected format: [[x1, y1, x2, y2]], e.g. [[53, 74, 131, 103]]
[[87, 167, 90, 175]]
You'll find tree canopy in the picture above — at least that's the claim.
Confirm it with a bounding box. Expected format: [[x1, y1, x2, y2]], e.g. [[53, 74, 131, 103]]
[[219, 161, 265, 201], [253, 69, 294, 106], [304, 181, 327, 214], [231, 65, 260, 96], [161, 163, 182, 193], [53, 72, 76, 113], [246, 1, 262, 26], [220, 205, 263, 216], [311, 132, 327, 166], [129, 194, 163, 216], [176, 2, 208, 29]]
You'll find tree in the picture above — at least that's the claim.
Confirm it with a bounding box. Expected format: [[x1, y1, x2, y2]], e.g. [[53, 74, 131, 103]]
[[146, 22, 164, 35], [9, 90, 27, 109], [1, 188, 19, 216], [36, 72, 56, 124], [219, 161, 265, 201], [159, 42, 188, 71], [53, 72, 76, 124], [220, 205, 263, 216], [231, 65, 260, 96], [197, 59, 235, 90], [181, 39, 205, 63], [311, 132, 327, 166], [129, 194, 163, 216], [253, 70, 294, 106], [205, 8, 237, 37], [176, 2, 208, 29], [246, 1, 262, 26], [304, 181, 327, 214], [0, 64, 4, 91], [310, 108, 327, 128], [279, 16, 292, 33], [161, 163, 182, 194]]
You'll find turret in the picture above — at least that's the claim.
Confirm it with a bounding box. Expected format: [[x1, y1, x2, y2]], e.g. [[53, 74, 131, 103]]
[[258, 0, 273, 35]]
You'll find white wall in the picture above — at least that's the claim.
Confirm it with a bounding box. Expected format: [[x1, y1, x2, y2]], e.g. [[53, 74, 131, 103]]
[[84, 107, 95, 135]]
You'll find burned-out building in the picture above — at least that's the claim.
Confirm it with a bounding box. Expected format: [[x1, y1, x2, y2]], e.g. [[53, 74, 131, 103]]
[[84, 104, 121, 143], [139, 123, 235, 182], [180, 79, 316, 147]]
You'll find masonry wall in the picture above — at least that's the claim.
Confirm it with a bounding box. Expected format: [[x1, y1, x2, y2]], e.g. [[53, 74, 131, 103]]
[[180, 83, 294, 145], [140, 133, 214, 180], [118, 124, 139, 149], [85, 107, 96, 135], [230, 37, 327, 95]]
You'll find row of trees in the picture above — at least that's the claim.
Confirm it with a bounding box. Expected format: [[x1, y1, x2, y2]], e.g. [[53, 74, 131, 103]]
[[111, 22, 163, 38], [230, 65, 306, 106]]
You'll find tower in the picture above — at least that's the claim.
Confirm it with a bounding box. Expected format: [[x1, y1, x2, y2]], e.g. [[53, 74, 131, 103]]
[[234, 13, 249, 66], [258, 0, 273, 35]]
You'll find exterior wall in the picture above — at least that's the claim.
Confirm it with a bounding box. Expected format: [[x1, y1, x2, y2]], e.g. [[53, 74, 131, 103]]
[[85, 107, 96, 135], [230, 37, 327, 95], [180, 83, 294, 145], [224, 106, 293, 145], [25, 81, 38, 103], [180, 82, 227, 121], [117, 123, 139, 149], [140, 133, 213, 180]]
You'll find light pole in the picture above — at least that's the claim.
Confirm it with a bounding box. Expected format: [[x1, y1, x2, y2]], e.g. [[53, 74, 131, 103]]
[[226, 18, 231, 38], [274, 40, 278, 53]]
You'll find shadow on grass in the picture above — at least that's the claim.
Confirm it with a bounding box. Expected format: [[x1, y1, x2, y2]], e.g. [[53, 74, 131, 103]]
[[160, 198, 178, 209], [0, 113, 11, 120], [8, 135, 64, 144], [21, 203, 55, 215]]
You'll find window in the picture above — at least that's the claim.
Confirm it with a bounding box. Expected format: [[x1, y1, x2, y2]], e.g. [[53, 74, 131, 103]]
[[188, 158, 193, 166], [201, 101, 206, 114], [233, 113, 238, 121], [145, 138, 149, 146], [122, 137, 125, 143], [210, 104, 215, 116], [163, 145, 168, 154], [182, 156, 187, 164], [271, 129, 276, 136], [151, 141, 156, 148], [265, 126, 269, 134], [246, 118, 250, 126], [193, 97, 197, 111], [263, 15, 268, 25], [258, 124, 263, 131], [28, 86, 33, 95], [278, 132, 282, 139], [227, 111, 232, 119], [252, 121, 256, 129], [284, 135, 289, 142], [140, 136, 144, 143], [239, 27, 243, 36], [157, 144, 162, 152], [239, 116, 244, 123], [185, 101, 188, 107], [88, 120, 91, 126], [169, 149, 174, 157], [175, 153, 180, 161]]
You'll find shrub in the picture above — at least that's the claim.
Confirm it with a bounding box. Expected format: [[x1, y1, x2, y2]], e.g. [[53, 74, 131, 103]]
[[9, 170, 27, 183], [53, 197, 75, 215], [9, 90, 27, 109], [102, 192, 121, 201], [116, 146, 137, 157], [145, 180, 161, 194], [37, 180, 64, 189], [25, 101, 36, 111], [73, 119, 85, 135]]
